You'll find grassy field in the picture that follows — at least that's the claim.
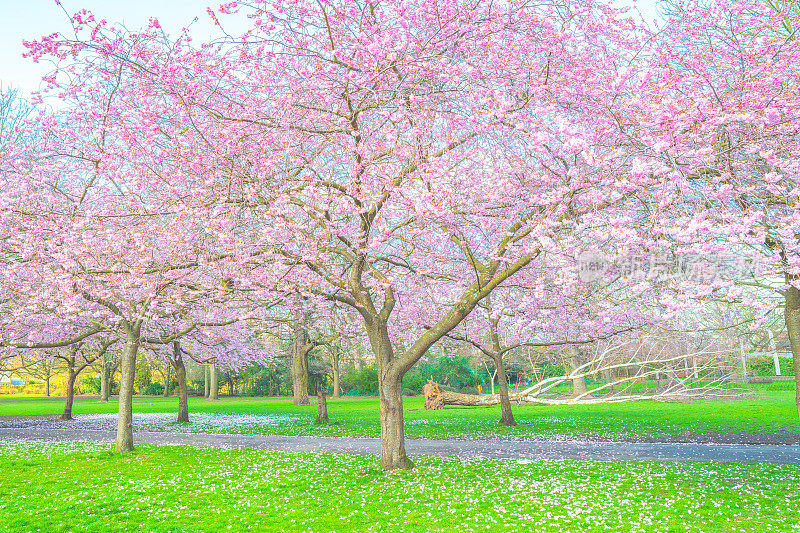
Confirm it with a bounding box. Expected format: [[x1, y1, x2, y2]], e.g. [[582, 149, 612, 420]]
[[1, 382, 797, 440], [0, 440, 797, 533]]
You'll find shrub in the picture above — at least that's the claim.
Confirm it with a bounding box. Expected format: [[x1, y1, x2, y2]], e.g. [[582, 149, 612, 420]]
[[309, 371, 328, 396], [418, 354, 478, 389], [238, 363, 292, 397], [341, 366, 379, 395], [190, 379, 205, 397], [144, 383, 164, 396], [401, 372, 427, 394], [542, 364, 565, 379], [749, 354, 794, 377], [81, 375, 101, 394], [134, 357, 152, 393]]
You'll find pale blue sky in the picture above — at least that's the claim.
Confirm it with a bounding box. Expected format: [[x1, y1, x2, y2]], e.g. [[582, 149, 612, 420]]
[[0, 0, 663, 97], [0, 0, 227, 95]]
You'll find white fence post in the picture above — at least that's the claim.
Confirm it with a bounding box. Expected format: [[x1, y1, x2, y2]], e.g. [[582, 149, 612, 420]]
[[740, 342, 747, 380], [768, 329, 781, 376]]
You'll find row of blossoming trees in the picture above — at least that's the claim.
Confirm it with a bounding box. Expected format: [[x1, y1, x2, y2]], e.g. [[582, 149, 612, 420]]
[[1, 0, 799, 469]]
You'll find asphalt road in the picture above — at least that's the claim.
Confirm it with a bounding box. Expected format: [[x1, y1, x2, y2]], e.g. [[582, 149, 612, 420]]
[[2, 427, 799, 464]]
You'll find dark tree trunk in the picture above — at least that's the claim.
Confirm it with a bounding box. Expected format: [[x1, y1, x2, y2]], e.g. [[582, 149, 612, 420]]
[[176, 364, 189, 422], [61, 371, 77, 420], [204, 365, 210, 398], [784, 282, 800, 426], [209, 364, 218, 400], [315, 390, 329, 424], [163, 364, 171, 397], [331, 347, 341, 399], [171, 341, 189, 423], [93, 339, 116, 402], [45, 376, 50, 397], [116, 326, 140, 453], [100, 360, 110, 402], [485, 300, 516, 427], [493, 354, 516, 426]]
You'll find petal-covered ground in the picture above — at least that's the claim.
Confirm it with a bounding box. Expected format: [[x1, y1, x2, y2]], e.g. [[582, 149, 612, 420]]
[[1, 440, 798, 532], [41, 412, 309, 432]]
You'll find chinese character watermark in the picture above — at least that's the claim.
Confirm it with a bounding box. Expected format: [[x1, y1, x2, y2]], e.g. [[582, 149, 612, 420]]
[[577, 250, 765, 284]]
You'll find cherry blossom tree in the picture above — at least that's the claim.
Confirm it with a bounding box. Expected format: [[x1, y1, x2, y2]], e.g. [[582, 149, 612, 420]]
[[16, 0, 784, 470], [2, 16, 261, 451], [173, 0, 653, 469], [15, 0, 655, 468], [613, 0, 800, 423]]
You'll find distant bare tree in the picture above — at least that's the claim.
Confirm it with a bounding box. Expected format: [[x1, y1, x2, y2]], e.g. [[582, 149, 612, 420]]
[[0, 85, 35, 146]]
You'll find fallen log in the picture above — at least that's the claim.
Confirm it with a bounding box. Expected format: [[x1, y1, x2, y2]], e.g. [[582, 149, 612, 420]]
[[424, 380, 505, 407], [440, 390, 502, 406], [423, 380, 755, 408]]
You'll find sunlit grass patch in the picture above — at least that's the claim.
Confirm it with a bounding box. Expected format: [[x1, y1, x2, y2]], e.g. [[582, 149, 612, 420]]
[[1, 386, 798, 441], [0, 440, 798, 532]]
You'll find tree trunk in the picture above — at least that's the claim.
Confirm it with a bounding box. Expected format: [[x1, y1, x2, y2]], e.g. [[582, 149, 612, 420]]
[[163, 364, 171, 397], [423, 381, 444, 409], [666, 357, 682, 386], [61, 371, 76, 420], [365, 318, 414, 471], [292, 317, 310, 406], [378, 369, 414, 470], [601, 368, 614, 392], [100, 359, 110, 402], [204, 365, 210, 398], [331, 347, 341, 399], [315, 390, 329, 424], [568, 349, 589, 396], [45, 376, 50, 397], [174, 365, 189, 422], [484, 300, 516, 427], [784, 282, 800, 426], [292, 350, 310, 405], [209, 364, 218, 400], [171, 341, 189, 423], [354, 348, 363, 371], [493, 354, 516, 426], [116, 327, 140, 453]]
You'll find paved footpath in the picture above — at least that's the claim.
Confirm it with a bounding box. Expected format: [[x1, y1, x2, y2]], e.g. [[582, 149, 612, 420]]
[[2, 427, 799, 464]]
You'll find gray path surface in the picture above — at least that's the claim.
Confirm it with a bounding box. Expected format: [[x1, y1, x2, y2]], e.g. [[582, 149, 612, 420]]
[[2, 427, 799, 464]]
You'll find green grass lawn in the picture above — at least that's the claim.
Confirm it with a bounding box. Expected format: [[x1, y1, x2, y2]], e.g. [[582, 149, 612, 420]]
[[0, 440, 797, 532], [1, 382, 797, 440]]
